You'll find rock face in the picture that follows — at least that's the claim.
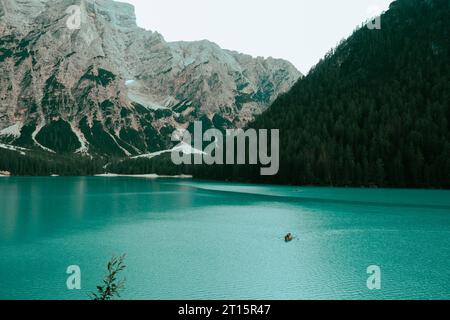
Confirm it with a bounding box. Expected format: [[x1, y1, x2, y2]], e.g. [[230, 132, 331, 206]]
[[0, 0, 301, 156]]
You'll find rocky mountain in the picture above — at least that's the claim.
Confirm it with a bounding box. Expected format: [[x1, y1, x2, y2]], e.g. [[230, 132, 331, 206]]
[[0, 0, 300, 157]]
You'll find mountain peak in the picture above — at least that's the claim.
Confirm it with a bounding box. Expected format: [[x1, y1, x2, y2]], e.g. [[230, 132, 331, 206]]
[[0, 0, 300, 157], [84, 0, 137, 30], [0, 0, 139, 33]]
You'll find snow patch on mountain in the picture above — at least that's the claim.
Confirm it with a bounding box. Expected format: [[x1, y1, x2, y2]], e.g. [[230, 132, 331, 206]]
[[0, 142, 27, 155], [71, 124, 89, 155], [0, 123, 22, 138], [132, 142, 205, 160], [31, 122, 55, 153]]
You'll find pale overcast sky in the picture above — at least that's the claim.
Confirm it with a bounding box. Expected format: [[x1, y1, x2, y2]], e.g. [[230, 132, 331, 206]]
[[121, 0, 394, 74]]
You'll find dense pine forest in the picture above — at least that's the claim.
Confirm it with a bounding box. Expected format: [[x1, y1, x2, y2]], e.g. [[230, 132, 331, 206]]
[[0, 148, 189, 176], [195, 0, 450, 188], [0, 148, 103, 176]]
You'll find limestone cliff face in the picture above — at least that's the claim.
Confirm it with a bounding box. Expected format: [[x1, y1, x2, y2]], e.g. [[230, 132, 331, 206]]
[[0, 0, 301, 156]]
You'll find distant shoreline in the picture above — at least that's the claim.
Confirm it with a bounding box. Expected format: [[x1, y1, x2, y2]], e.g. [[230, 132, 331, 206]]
[[94, 173, 193, 179], [1, 174, 449, 190], [0, 173, 194, 179]]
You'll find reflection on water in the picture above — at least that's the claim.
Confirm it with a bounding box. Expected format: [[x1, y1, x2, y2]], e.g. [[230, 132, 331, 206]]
[[0, 178, 198, 243], [0, 177, 449, 300]]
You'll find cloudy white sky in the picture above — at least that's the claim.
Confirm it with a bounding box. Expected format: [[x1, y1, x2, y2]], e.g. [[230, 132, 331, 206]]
[[121, 0, 394, 74]]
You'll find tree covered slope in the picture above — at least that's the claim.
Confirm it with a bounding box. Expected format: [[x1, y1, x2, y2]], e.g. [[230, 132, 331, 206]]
[[206, 0, 450, 188]]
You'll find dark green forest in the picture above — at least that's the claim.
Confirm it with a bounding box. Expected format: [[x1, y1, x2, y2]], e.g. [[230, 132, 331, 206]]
[[0, 148, 193, 176], [0, 148, 103, 176], [196, 0, 450, 188], [107, 154, 193, 176]]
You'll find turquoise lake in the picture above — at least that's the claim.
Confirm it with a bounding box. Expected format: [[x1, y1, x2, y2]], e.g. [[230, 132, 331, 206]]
[[0, 177, 449, 300]]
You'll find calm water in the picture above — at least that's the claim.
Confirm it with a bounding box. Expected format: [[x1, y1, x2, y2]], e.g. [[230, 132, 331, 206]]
[[0, 177, 449, 300]]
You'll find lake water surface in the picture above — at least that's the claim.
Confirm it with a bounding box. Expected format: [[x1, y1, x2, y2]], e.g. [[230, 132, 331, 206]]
[[0, 177, 449, 300]]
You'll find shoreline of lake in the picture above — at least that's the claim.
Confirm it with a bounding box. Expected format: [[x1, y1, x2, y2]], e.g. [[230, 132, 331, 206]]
[[94, 173, 193, 179]]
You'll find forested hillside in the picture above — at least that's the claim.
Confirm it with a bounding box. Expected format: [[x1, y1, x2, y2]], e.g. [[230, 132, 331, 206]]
[[0, 148, 103, 176], [196, 0, 450, 188]]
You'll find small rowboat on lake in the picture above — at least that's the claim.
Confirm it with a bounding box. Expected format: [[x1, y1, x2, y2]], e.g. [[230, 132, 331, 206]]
[[284, 233, 294, 242]]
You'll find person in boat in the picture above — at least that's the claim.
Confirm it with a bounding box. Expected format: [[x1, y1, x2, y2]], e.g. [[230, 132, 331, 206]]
[[285, 233, 294, 242]]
